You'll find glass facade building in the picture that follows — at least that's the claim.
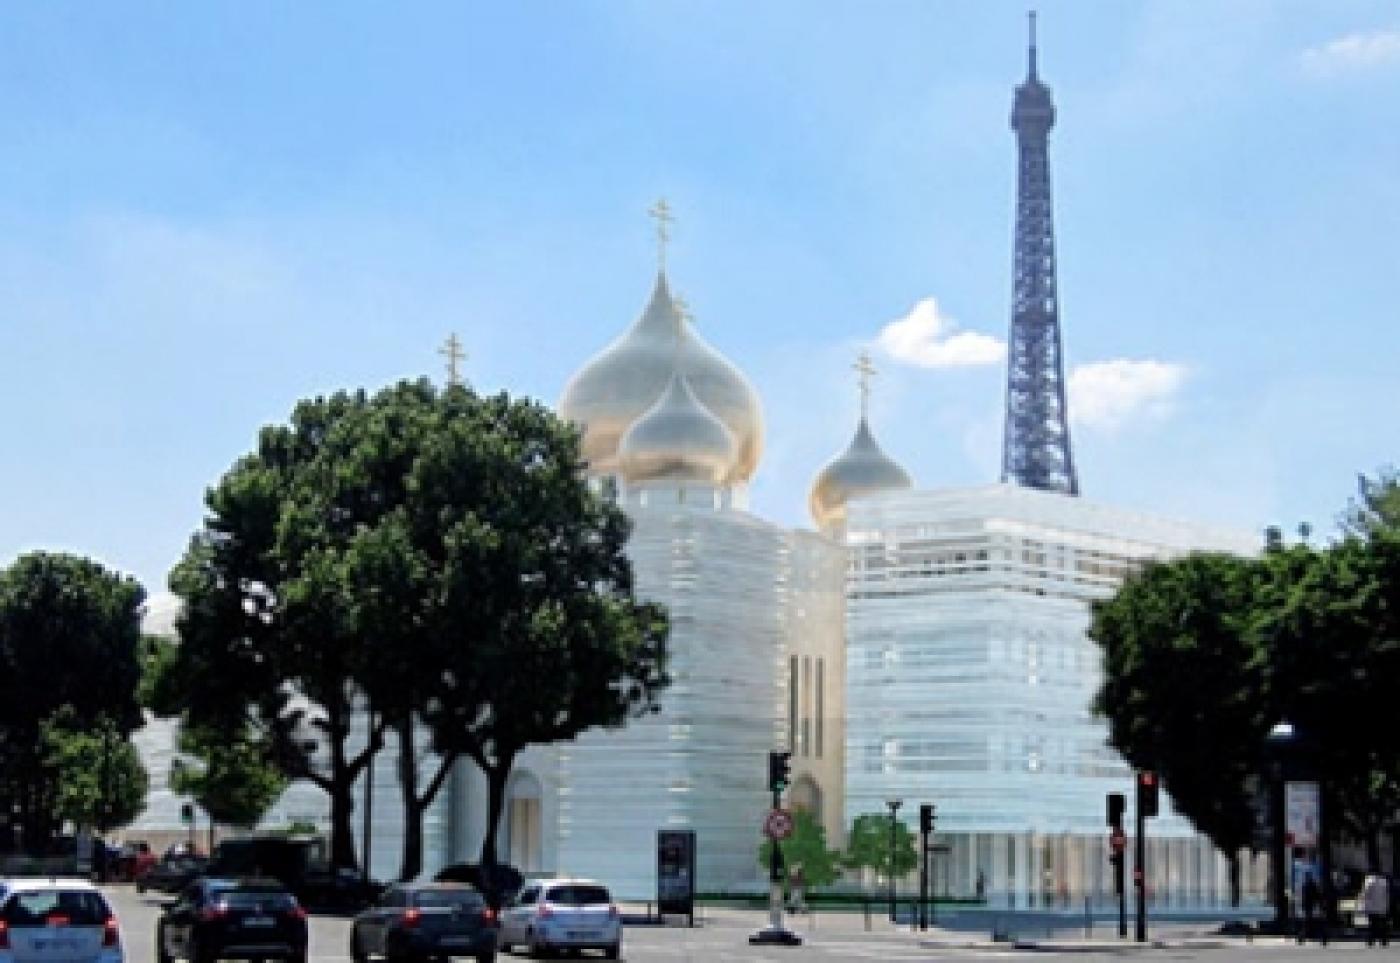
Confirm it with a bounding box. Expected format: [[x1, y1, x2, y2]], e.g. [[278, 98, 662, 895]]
[[843, 484, 1268, 908]]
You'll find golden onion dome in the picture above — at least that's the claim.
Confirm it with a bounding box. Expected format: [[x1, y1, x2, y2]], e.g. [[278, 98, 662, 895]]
[[558, 271, 763, 482], [809, 416, 913, 529], [618, 371, 737, 484]]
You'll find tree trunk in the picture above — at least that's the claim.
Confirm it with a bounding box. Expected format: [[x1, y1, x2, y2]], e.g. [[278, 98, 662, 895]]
[[396, 716, 422, 882], [1228, 851, 1241, 908], [481, 763, 508, 873], [327, 730, 358, 871]]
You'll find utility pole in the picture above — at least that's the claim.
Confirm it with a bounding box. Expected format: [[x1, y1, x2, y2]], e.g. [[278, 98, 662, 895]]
[[1134, 772, 1159, 943], [749, 751, 800, 947]]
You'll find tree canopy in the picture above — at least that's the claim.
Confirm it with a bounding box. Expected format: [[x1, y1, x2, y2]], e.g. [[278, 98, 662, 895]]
[[0, 552, 148, 846], [758, 809, 842, 889], [162, 379, 668, 878], [844, 812, 917, 883], [1092, 470, 1400, 879]]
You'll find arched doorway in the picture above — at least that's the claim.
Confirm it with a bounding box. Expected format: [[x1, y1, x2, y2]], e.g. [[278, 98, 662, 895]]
[[504, 770, 543, 873]]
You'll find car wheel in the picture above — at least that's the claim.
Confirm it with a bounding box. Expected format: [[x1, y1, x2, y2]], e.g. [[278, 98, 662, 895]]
[[192, 938, 218, 963], [604, 942, 621, 960], [528, 935, 550, 958], [289, 953, 308, 963], [476, 954, 495, 963], [155, 923, 174, 963], [351, 926, 369, 963]]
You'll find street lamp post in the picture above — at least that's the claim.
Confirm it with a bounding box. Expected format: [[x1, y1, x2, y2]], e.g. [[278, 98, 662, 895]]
[[886, 798, 902, 923], [1265, 721, 1296, 932]]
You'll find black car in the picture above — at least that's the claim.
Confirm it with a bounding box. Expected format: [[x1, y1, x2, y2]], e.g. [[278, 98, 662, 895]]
[[351, 882, 497, 963], [209, 835, 380, 910], [137, 854, 209, 894], [157, 877, 308, 963]]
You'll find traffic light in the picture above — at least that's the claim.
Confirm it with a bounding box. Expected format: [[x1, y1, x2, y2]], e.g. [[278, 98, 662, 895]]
[[1106, 792, 1125, 829], [1136, 771, 1159, 819], [919, 803, 936, 835], [768, 751, 791, 793]]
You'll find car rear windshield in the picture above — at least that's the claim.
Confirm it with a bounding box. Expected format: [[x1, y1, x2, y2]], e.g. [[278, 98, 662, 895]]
[[3, 890, 110, 926], [414, 890, 484, 910], [212, 889, 297, 911], [545, 885, 611, 906]]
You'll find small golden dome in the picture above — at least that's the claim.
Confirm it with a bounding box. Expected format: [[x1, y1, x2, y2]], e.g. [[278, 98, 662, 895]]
[[809, 417, 913, 529], [619, 372, 737, 484], [558, 272, 763, 482]]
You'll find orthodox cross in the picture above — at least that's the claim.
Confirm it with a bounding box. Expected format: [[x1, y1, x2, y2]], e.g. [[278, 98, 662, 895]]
[[853, 351, 876, 419], [648, 198, 674, 270], [439, 333, 466, 386]]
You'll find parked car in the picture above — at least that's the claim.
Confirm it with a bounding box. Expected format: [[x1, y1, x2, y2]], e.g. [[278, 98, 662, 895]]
[[350, 882, 497, 963], [207, 835, 379, 910], [137, 854, 209, 895], [155, 877, 307, 963], [497, 879, 619, 959], [432, 864, 524, 908], [0, 877, 124, 962]]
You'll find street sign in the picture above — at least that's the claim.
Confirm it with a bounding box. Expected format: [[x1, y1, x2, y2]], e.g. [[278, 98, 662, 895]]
[[1285, 781, 1320, 847], [763, 808, 794, 840], [657, 829, 696, 923]]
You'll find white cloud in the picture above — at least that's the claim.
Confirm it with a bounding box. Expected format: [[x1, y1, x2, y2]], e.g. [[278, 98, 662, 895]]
[[1069, 359, 1189, 434], [875, 298, 1005, 369], [1301, 29, 1400, 75]]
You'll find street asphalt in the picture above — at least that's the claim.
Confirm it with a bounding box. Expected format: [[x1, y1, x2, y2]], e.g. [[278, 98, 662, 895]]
[[103, 884, 1400, 961]]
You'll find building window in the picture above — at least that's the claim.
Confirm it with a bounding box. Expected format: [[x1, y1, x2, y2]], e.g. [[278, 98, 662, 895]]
[[788, 656, 798, 753], [801, 657, 812, 757], [815, 658, 825, 759]]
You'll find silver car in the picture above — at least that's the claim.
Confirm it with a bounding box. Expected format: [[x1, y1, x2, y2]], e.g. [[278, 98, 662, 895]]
[[497, 879, 619, 959], [0, 878, 124, 963]]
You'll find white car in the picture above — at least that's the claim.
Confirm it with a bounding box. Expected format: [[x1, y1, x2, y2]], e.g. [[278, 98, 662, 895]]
[[498, 879, 620, 959], [0, 878, 123, 963]]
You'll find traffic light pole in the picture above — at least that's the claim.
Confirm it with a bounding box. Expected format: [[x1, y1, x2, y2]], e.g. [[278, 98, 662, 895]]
[[1134, 802, 1146, 942], [918, 824, 928, 931], [750, 752, 800, 948]]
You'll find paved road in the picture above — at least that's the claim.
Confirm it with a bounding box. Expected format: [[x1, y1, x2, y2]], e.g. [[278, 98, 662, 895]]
[[103, 886, 1400, 961]]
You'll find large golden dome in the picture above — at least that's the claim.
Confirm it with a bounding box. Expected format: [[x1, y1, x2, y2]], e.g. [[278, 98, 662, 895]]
[[558, 271, 763, 482], [618, 371, 736, 484], [809, 416, 913, 529]]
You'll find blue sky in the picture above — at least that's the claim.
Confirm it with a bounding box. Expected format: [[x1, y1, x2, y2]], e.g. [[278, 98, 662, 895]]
[[1, 1, 1397, 598]]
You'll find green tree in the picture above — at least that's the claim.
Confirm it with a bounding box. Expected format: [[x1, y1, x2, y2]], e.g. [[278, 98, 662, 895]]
[[165, 389, 392, 870], [171, 724, 288, 831], [1259, 531, 1400, 870], [410, 389, 670, 883], [844, 812, 917, 887], [1090, 552, 1268, 905], [0, 552, 147, 848], [758, 809, 842, 889], [41, 710, 148, 832]]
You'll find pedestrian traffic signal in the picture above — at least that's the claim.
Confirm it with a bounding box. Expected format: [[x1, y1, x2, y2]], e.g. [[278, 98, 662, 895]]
[[919, 803, 936, 835], [768, 751, 791, 793], [1106, 792, 1125, 829], [1136, 771, 1159, 819]]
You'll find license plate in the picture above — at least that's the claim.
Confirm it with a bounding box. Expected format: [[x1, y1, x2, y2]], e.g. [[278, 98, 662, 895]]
[[244, 916, 275, 928], [33, 937, 82, 951], [441, 936, 471, 946]]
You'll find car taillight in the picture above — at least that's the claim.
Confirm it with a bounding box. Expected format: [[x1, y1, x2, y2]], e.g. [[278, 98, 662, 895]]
[[102, 917, 120, 948], [401, 907, 422, 928], [46, 914, 70, 927], [482, 907, 498, 927], [538, 904, 554, 920], [199, 903, 229, 922], [0, 919, 9, 949], [287, 905, 308, 921]]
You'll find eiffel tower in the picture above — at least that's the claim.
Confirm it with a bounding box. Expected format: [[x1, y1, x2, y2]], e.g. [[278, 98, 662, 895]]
[[1001, 12, 1079, 496]]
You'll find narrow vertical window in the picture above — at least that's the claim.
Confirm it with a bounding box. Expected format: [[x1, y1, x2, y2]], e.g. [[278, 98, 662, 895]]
[[815, 658, 825, 758], [788, 655, 798, 753]]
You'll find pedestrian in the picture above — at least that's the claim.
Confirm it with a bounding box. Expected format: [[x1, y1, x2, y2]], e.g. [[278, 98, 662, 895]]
[[1361, 870, 1390, 947], [1298, 873, 1324, 945]]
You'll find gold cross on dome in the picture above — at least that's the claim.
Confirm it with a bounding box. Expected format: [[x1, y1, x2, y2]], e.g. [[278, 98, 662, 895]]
[[648, 198, 675, 270], [439, 333, 466, 386], [854, 350, 877, 418]]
